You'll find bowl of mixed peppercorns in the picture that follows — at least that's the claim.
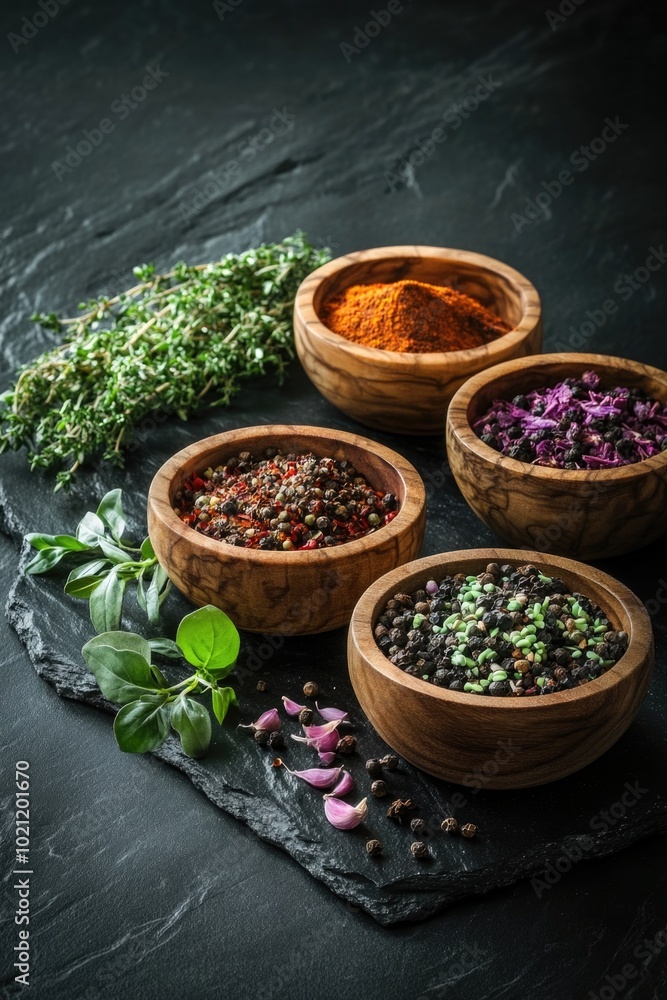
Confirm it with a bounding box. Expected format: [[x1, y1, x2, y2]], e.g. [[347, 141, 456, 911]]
[[348, 549, 653, 788], [446, 352, 667, 559], [147, 424, 426, 635], [294, 245, 542, 435]]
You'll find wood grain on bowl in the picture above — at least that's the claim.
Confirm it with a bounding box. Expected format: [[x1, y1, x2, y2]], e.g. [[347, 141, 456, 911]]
[[446, 353, 667, 560], [294, 245, 542, 435], [348, 549, 654, 789], [148, 425, 426, 635]]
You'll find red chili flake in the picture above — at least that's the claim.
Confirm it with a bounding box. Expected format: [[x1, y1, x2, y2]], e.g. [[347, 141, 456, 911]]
[[192, 477, 206, 490]]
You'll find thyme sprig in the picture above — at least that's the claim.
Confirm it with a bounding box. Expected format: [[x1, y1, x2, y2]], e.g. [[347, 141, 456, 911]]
[[0, 233, 330, 490]]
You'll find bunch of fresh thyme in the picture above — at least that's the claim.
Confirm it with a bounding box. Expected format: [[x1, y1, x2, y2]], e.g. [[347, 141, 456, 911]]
[[0, 233, 330, 490]]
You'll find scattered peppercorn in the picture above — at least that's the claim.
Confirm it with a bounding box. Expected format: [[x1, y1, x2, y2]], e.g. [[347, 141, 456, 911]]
[[256, 679, 267, 692], [268, 731, 285, 750], [410, 841, 429, 859], [374, 563, 628, 695], [410, 817, 428, 837], [441, 817, 458, 835], [366, 839, 384, 857], [365, 758, 384, 777], [387, 798, 417, 823], [303, 681, 319, 699], [336, 735, 357, 755], [461, 823, 478, 839], [381, 754, 400, 770], [371, 779, 388, 798], [254, 729, 270, 746], [298, 708, 314, 725], [177, 450, 399, 549]]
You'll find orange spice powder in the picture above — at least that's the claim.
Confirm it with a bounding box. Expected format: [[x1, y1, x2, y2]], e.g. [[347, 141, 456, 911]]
[[320, 279, 511, 353]]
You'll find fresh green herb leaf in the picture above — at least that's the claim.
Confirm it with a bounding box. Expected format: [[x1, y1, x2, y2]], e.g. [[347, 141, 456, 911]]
[[24, 546, 72, 574], [64, 558, 112, 598], [96, 488, 127, 542], [176, 605, 240, 675], [171, 696, 212, 758], [76, 511, 107, 545], [26, 532, 92, 552], [140, 537, 155, 559], [211, 685, 237, 725], [81, 645, 161, 704], [113, 697, 171, 753], [83, 630, 152, 663], [147, 637, 181, 660], [1, 235, 330, 488], [89, 569, 126, 632]]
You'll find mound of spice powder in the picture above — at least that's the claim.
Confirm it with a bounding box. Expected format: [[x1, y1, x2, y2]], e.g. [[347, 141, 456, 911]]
[[374, 562, 628, 696], [175, 449, 399, 550], [474, 370, 667, 468], [320, 279, 510, 353]]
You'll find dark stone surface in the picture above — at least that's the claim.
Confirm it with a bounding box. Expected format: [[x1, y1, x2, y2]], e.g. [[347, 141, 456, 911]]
[[3, 379, 667, 927], [1, 0, 667, 996]]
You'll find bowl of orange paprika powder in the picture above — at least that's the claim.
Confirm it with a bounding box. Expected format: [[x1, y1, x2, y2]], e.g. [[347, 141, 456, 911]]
[[293, 245, 542, 434]]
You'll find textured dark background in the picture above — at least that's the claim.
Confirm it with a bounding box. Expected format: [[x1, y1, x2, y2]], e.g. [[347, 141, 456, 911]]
[[1, 0, 666, 998]]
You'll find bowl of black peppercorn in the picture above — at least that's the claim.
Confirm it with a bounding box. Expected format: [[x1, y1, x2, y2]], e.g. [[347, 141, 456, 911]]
[[446, 352, 667, 560], [348, 548, 653, 789]]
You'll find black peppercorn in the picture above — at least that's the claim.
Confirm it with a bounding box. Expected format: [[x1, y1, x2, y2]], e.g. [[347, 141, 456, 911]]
[[366, 839, 384, 857], [410, 841, 429, 859], [298, 708, 314, 725], [371, 779, 388, 798], [381, 753, 399, 770], [461, 823, 477, 839], [410, 817, 427, 837], [441, 817, 458, 834], [387, 798, 417, 823], [303, 681, 319, 698], [365, 758, 383, 777], [254, 729, 269, 746], [256, 679, 267, 692], [268, 731, 284, 750], [336, 735, 357, 755]]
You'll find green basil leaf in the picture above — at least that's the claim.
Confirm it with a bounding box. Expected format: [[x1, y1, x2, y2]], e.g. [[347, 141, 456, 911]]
[[148, 637, 182, 660], [81, 645, 160, 704], [176, 605, 240, 675], [150, 664, 168, 687], [136, 569, 148, 614], [171, 696, 211, 758], [140, 536, 155, 559], [64, 559, 112, 598], [89, 569, 125, 632], [113, 697, 170, 753], [76, 511, 107, 545], [24, 546, 77, 575], [83, 630, 152, 662], [98, 537, 132, 564], [211, 686, 237, 725], [96, 488, 127, 542], [26, 532, 91, 552], [145, 568, 162, 624]]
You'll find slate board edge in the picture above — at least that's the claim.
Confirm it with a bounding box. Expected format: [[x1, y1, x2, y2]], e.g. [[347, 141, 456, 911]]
[[5, 539, 667, 927]]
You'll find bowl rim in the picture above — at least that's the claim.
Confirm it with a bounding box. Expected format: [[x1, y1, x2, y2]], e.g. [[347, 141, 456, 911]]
[[293, 244, 542, 365], [446, 351, 667, 480], [348, 547, 653, 711], [147, 423, 426, 565]]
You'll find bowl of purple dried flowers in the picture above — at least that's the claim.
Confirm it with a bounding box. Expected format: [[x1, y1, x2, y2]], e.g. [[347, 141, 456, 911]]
[[446, 353, 667, 560]]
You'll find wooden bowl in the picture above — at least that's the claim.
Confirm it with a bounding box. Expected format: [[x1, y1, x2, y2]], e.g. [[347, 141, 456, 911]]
[[348, 548, 653, 788], [147, 425, 426, 636], [293, 245, 542, 435], [446, 352, 667, 560]]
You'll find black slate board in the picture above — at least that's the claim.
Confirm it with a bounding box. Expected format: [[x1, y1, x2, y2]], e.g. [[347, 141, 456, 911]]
[[3, 370, 667, 925]]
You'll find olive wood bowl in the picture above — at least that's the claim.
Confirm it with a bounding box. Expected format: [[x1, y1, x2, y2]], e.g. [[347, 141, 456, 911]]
[[348, 548, 653, 788], [293, 245, 542, 435], [147, 425, 426, 636], [446, 352, 667, 560]]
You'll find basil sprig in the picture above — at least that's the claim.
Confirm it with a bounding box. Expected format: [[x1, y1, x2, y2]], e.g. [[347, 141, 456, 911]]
[[82, 605, 240, 757], [24, 489, 171, 631]]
